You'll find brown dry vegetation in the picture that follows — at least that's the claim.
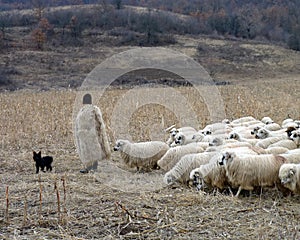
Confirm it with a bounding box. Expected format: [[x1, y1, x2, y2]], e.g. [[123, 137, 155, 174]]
[[1, 76, 300, 239]]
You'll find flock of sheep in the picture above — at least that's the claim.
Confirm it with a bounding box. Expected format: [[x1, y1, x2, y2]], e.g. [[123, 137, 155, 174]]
[[113, 116, 300, 197]]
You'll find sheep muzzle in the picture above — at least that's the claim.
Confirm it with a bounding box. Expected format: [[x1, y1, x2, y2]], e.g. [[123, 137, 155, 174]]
[[281, 178, 290, 184]]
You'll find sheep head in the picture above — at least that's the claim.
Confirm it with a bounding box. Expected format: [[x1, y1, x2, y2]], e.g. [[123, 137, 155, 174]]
[[174, 133, 185, 145], [169, 127, 179, 137], [189, 168, 203, 190], [251, 126, 260, 135], [262, 117, 274, 125], [192, 132, 204, 141], [202, 129, 212, 135], [286, 127, 297, 139], [290, 130, 300, 147], [229, 132, 239, 140], [219, 151, 235, 166], [256, 128, 269, 139], [164, 173, 176, 185], [113, 139, 128, 151], [209, 137, 223, 147], [279, 165, 296, 185]]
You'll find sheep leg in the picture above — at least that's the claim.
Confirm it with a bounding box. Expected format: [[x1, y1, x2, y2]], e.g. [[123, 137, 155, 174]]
[[235, 186, 242, 197], [228, 187, 234, 197], [200, 179, 205, 189]]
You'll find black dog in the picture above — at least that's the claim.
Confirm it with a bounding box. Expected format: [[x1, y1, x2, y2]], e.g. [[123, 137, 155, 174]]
[[33, 151, 53, 174]]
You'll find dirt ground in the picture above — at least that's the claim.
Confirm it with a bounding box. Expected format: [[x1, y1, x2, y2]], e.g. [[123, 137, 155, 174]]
[[1, 85, 300, 239]]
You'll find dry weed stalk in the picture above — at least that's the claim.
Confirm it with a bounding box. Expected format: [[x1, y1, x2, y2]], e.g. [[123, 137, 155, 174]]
[[61, 174, 67, 214], [115, 201, 134, 222], [5, 186, 9, 224], [38, 174, 42, 222], [54, 179, 61, 223], [22, 195, 28, 227]]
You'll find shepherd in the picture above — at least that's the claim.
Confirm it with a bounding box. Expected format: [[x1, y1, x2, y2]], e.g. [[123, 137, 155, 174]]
[[74, 93, 111, 173]]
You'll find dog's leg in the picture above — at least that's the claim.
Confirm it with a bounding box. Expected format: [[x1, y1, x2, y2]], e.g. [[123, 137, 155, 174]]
[[36, 165, 39, 174], [47, 165, 52, 172]]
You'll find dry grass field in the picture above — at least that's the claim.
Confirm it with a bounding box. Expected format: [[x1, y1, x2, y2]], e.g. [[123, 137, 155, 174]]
[[1, 77, 300, 239], [1, 16, 300, 238]]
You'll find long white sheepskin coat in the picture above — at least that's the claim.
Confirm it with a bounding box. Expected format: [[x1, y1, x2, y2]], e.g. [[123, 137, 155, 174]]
[[279, 163, 300, 193], [114, 139, 169, 171], [219, 152, 286, 197], [75, 104, 111, 171]]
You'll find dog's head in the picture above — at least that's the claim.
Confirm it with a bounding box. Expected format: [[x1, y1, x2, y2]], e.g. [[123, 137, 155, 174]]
[[33, 151, 42, 162]]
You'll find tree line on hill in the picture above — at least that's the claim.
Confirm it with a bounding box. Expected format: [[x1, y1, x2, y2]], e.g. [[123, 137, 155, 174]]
[[0, 0, 300, 51]]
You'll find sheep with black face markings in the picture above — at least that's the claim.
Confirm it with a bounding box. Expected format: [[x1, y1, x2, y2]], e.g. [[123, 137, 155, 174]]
[[113, 140, 169, 171], [205, 137, 252, 152], [189, 152, 228, 191], [190, 146, 259, 191], [255, 127, 287, 139], [218, 151, 286, 197], [173, 132, 204, 146], [290, 129, 300, 147], [228, 132, 259, 146], [166, 126, 197, 146], [261, 117, 274, 125], [279, 163, 300, 194]]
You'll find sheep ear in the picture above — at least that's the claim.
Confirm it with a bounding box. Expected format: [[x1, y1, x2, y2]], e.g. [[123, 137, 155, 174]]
[[223, 152, 230, 159], [290, 169, 296, 176]]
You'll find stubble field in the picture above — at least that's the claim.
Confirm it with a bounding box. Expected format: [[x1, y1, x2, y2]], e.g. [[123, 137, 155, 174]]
[[1, 75, 300, 239]]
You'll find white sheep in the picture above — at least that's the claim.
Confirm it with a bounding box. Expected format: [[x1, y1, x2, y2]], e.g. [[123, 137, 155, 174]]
[[113, 140, 169, 171], [201, 122, 227, 135], [75, 104, 111, 172], [218, 151, 286, 197], [282, 118, 294, 128], [261, 117, 274, 125], [166, 126, 197, 146], [205, 138, 253, 153], [268, 139, 297, 150], [264, 123, 282, 131], [290, 129, 300, 147], [230, 116, 257, 125], [173, 132, 203, 146], [255, 136, 286, 149], [294, 120, 300, 128], [230, 125, 260, 139], [190, 146, 259, 191], [157, 143, 204, 171], [163, 152, 216, 185], [189, 152, 228, 191], [263, 147, 289, 155], [279, 163, 300, 194], [279, 149, 300, 164], [255, 127, 287, 139], [228, 131, 259, 146]]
